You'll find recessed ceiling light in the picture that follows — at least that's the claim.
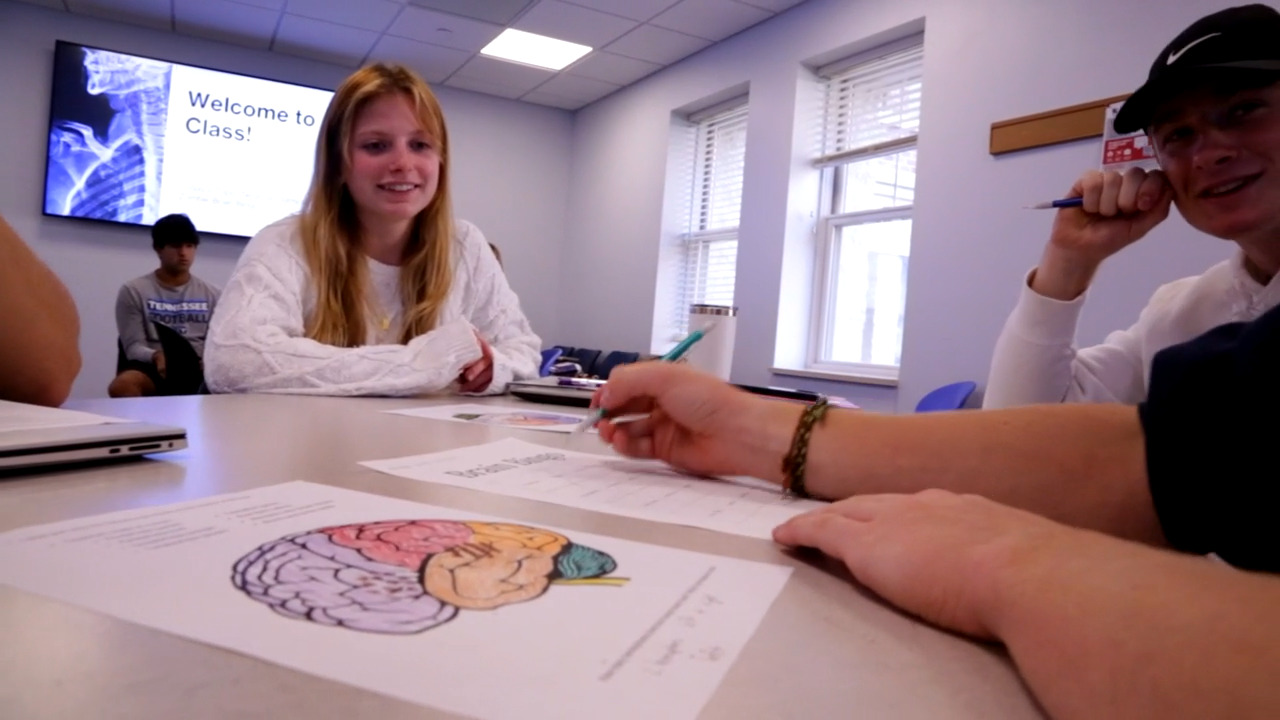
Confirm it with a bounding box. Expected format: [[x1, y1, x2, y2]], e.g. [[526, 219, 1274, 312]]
[[480, 29, 591, 71]]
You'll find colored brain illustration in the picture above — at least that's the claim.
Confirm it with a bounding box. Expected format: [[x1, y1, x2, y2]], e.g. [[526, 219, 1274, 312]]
[[232, 520, 622, 634]]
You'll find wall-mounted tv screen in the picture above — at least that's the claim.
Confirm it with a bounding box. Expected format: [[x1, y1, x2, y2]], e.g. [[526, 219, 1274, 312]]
[[43, 40, 335, 238]]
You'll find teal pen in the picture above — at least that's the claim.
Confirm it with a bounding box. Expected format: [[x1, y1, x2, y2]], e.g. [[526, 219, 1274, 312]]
[[661, 327, 707, 362], [571, 325, 714, 434]]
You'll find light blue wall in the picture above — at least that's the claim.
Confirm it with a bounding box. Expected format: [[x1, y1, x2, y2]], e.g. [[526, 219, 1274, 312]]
[[0, 0, 573, 399], [563, 0, 1245, 412]]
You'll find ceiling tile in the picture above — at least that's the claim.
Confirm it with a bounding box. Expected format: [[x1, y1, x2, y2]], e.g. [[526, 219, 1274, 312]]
[[734, 0, 804, 11], [10, 0, 69, 10], [284, 0, 403, 33], [519, 90, 587, 110], [603, 24, 709, 65], [66, 0, 171, 31], [512, 1, 637, 48], [442, 75, 529, 101], [174, 0, 278, 50], [650, 0, 772, 42], [274, 14, 378, 67], [387, 6, 503, 53], [226, 0, 285, 9], [366, 35, 471, 84], [565, 50, 659, 85], [450, 55, 554, 92], [531, 72, 619, 103], [404, 0, 533, 25], [557, 0, 681, 22]]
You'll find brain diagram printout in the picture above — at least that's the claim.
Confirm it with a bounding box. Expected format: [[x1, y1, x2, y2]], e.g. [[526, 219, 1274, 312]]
[[0, 481, 791, 720]]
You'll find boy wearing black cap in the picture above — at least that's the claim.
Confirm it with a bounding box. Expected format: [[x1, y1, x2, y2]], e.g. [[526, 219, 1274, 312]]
[[985, 4, 1280, 410], [594, 7, 1280, 718]]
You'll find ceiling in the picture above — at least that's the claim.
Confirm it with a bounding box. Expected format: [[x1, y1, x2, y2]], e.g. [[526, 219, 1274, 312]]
[[14, 0, 809, 110]]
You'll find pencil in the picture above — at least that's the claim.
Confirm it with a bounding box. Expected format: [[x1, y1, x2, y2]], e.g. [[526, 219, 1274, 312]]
[[1024, 196, 1084, 210]]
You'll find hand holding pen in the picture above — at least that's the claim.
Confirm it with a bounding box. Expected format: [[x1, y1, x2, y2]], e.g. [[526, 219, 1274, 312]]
[[587, 361, 797, 482], [571, 325, 716, 434], [1025, 168, 1174, 301]]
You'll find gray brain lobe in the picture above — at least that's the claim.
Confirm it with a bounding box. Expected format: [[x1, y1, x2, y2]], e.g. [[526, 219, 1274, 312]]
[[232, 531, 457, 634]]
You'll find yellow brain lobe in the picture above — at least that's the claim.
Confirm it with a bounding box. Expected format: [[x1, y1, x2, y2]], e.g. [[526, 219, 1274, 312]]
[[423, 523, 569, 609]]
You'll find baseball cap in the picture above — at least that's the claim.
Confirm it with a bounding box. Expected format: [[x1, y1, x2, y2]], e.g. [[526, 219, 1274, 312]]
[[1114, 4, 1280, 134]]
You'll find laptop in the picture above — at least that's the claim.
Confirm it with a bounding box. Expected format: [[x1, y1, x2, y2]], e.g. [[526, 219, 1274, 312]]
[[0, 399, 188, 471], [507, 376, 603, 408]]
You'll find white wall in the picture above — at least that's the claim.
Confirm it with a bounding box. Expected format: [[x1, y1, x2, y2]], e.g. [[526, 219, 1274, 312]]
[[563, 0, 1247, 413], [0, 0, 573, 400]]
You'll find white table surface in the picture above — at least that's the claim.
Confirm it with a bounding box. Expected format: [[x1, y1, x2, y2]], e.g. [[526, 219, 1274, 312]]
[[0, 393, 1042, 719]]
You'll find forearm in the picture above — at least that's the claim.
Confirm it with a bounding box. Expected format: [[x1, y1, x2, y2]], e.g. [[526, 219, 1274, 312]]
[[984, 270, 1087, 409], [205, 321, 480, 396], [987, 531, 1280, 719], [0, 217, 80, 405], [804, 404, 1159, 542]]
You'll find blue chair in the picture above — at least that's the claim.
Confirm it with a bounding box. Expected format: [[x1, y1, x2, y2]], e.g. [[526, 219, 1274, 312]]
[[571, 348, 602, 377], [594, 350, 640, 380], [538, 347, 563, 377], [914, 381, 977, 412]]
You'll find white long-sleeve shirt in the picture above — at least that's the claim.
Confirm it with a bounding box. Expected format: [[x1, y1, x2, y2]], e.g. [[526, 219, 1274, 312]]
[[983, 250, 1280, 408], [205, 215, 541, 396]]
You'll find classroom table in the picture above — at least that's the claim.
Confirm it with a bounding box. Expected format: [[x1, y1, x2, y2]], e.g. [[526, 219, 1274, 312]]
[[0, 394, 1043, 719]]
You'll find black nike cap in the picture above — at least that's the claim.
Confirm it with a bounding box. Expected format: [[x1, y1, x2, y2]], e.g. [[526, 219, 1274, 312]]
[[1114, 4, 1280, 134]]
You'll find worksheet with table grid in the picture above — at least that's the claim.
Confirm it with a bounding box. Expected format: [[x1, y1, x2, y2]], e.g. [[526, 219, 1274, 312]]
[[361, 438, 826, 540]]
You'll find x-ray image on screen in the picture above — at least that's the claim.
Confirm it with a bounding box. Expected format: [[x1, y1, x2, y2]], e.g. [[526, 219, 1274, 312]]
[[46, 46, 172, 224], [42, 41, 334, 238]]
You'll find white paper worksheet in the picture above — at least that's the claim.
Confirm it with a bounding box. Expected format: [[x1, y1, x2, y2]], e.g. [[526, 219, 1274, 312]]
[[361, 438, 827, 540], [386, 403, 588, 434], [0, 481, 791, 720]]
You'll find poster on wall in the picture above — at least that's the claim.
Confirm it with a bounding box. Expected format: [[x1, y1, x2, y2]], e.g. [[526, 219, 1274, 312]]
[[1099, 100, 1159, 173]]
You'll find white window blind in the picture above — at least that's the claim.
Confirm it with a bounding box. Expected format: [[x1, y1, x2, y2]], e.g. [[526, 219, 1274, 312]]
[[817, 41, 923, 166], [673, 101, 747, 336], [809, 37, 922, 379]]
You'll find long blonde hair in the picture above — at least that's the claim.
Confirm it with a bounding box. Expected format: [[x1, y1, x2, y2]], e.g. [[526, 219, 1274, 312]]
[[299, 63, 454, 346]]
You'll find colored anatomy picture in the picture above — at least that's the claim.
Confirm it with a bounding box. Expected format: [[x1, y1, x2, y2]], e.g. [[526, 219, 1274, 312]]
[[452, 411, 582, 428], [232, 520, 626, 634]]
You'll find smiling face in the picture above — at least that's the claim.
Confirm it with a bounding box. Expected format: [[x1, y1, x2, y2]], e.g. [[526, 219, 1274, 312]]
[[1150, 79, 1280, 247], [343, 92, 441, 245]]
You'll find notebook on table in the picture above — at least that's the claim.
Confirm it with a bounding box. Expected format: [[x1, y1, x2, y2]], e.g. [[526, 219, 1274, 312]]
[[0, 399, 187, 471]]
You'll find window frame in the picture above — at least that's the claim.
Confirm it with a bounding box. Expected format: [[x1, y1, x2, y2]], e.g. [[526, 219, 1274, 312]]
[[671, 99, 748, 339], [805, 37, 922, 383]]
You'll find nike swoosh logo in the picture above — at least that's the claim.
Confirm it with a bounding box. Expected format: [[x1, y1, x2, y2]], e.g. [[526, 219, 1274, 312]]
[[1167, 32, 1221, 65]]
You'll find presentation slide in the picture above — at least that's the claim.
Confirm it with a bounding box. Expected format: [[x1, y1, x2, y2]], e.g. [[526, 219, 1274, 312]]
[[43, 42, 334, 238]]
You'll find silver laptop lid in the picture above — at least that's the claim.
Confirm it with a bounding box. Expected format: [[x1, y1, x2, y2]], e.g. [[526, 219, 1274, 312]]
[[0, 400, 187, 471]]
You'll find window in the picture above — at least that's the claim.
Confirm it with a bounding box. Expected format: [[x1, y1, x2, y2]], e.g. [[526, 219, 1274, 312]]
[[671, 100, 748, 337], [809, 38, 922, 381]]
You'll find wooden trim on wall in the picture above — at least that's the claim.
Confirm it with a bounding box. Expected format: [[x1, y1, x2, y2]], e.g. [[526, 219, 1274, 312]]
[[989, 93, 1130, 155]]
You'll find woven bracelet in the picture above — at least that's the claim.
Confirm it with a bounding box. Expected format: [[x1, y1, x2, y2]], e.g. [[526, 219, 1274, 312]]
[[781, 398, 830, 499]]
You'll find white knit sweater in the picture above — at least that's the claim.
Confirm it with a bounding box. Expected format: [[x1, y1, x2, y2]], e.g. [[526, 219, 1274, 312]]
[[205, 215, 541, 396], [984, 249, 1280, 408]]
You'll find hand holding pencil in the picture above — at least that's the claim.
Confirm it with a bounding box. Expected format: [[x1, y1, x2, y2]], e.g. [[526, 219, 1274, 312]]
[[571, 324, 715, 434], [587, 361, 802, 483], [1028, 168, 1174, 301]]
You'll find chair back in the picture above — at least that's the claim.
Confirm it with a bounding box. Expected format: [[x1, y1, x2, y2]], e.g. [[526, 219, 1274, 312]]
[[153, 323, 207, 395], [570, 348, 602, 377], [594, 350, 640, 380], [914, 381, 977, 412], [538, 347, 563, 377]]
